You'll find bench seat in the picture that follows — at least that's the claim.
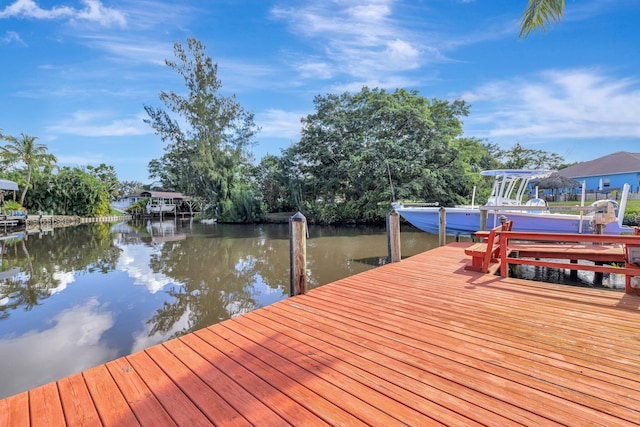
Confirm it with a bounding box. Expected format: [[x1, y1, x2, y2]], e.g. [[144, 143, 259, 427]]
[[464, 220, 513, 273]]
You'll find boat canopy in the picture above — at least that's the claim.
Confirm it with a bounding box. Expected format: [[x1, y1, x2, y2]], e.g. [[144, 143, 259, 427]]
[[480, 169, 555, 179], [482, 170, 555, 206], [0, 179, 19, 191]]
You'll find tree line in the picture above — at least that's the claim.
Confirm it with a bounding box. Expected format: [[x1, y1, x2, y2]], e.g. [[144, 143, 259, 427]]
[[141, 38, 567, 224], [1, 38, 568, 223], [0, 134, 119, 217]]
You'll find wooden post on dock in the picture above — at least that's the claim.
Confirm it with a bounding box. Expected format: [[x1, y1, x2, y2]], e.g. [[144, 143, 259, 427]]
[[480, 209, 488, 231], [289, 212, 307, 296], [570, 260, 578, 281], [593, 214, 605, 284], [438, 207, 446, 247], [387, 211, 401, 263]]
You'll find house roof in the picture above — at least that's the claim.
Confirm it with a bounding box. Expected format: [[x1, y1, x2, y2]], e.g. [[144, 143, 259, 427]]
[[0, 179, 18, 191], [559, 151, 640, 178], [0, 179, 19, 191]]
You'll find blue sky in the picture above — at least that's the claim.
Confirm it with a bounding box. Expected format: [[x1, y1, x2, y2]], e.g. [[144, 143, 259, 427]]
[[1, 0, 638, 183]]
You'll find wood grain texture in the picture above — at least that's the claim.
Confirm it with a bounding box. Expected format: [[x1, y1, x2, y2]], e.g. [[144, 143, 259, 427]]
[[1, 242, 639, 426]]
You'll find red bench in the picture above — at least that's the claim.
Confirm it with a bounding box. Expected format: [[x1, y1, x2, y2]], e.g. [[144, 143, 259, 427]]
[[464, 220, 513, 274]]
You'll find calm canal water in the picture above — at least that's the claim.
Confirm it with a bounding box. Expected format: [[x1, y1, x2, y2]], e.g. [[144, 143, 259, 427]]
[[0, 219, 439, 399]]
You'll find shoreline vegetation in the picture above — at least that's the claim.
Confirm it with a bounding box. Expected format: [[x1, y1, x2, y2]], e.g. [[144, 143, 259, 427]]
[[13, 197, 640, 232]]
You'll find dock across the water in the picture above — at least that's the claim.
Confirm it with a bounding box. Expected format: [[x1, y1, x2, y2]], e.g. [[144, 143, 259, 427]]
[[1, 243, 639, 426]]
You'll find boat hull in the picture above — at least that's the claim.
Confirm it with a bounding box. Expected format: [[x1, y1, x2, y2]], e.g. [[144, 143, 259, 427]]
[[393, 206, 630, 235], [151, 205, 175, 213]]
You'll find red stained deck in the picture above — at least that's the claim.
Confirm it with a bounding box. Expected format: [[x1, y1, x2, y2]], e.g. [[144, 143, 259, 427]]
[[1, 243, 640, 426]]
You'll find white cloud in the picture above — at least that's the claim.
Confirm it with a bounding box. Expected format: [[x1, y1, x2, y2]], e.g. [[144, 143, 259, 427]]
[[385, 38, 420, 67], [0, 0, 126, 27], [256, 109, 305, 139], [50, 270, 76, 295], [116, 243, 177, 294], [80, 34, 170, 65], [1, 30, 26, 45], [271, 0, 427, 83], [47, 110, 151, 137], [462, 68, 640, 140], [74, 0, 126, 27], [130, 308, 191, 353], [0, 0, 74, 20], [0, 298, 117, 397], [295, 60, 335, 80]]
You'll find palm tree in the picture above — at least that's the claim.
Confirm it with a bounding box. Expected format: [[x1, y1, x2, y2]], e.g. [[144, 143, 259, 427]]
[[520, 0, 565, 38], [0, 133, 57, 205]]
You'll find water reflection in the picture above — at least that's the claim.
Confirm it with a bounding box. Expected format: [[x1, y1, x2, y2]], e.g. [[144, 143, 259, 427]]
[[0, 220, 438, 399]]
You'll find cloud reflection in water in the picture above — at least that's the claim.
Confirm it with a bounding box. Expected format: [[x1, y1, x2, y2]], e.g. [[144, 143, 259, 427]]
[[0, 298, 117, 398]]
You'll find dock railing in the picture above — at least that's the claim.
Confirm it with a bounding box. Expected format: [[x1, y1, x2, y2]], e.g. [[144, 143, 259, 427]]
[[479, 204, 605, 232]]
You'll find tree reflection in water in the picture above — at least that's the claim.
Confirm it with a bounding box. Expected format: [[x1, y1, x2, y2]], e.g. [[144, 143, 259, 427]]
[[0, 220, 437, 398], [142, 221, 291, 339], [0, 224, 121, 320]]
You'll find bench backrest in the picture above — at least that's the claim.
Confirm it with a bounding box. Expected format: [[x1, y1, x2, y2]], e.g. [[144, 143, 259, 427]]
[[481, 220, 513, 270]]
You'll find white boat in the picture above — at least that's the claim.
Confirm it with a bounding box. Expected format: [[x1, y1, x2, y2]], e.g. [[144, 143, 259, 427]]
[[146, 220, 186, 243], [392, 169, 632, 235], [146, 202, 176, 214]]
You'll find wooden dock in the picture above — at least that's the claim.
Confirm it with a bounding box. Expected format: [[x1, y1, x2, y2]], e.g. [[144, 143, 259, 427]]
[[1, 243, 640, 426]]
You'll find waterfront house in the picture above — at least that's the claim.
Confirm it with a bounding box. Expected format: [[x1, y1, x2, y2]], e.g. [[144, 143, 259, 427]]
[[558, 151, 640, 197], [112, 190, 192, 214]]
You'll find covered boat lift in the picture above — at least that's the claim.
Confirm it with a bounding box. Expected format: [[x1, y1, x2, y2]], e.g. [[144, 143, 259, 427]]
[[0, 179, 19, 191], [0, 179, 19, 205]]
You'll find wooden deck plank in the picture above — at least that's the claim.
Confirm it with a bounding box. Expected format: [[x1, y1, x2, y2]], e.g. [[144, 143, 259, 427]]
[[352, 260, 637, 378], [369, 262, 640, 334], [318, 278, 640, 393], [124, 350, 216, 426], [338, 271, 640, 360], [0, 392, 29, 427], [193, 327, 369, 426], [57, 374, 102, 427], [208, 325, 404, 426], [269, 299, 634, 426], [28, 383, 65, 427], [235, 309, 529, 426], [143, 343, 255, 426], [222, 315, 441, 427], [104, 357, 177, 426], [175, 333, 330, 426], [2, 243, 640, 426], [82, 365, 140, 427], [299, 286, 640, 422]]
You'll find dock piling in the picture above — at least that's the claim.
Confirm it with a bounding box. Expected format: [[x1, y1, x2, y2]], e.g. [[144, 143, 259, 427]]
[[387, 211, 401, 263], [438, 207, 446, 246], [289, 212, 307, 296], [480, 209, 488, 231]]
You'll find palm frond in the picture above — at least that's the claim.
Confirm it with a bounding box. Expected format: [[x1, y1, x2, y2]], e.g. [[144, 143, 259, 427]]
[[520, 0, 565, 38]]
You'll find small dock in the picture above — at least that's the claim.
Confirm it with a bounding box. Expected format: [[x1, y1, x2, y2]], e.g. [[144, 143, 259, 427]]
[[1, 243, 640, 426], [0, 215, 22, 232]]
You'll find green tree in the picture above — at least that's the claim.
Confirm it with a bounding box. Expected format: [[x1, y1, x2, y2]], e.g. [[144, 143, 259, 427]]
[[27, 166, 111, 216], [0, 223, 121, 320], [495, 142, 564, 169], [119, 180, 144, 197], [144, 37, 262, 222], [520, 0, 565, 38], [0, 133, 57, 205], [284, 87, 473, 223], [253, 155, 294, 212], [86, 164, 120, 201]]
